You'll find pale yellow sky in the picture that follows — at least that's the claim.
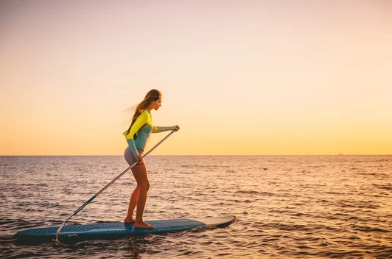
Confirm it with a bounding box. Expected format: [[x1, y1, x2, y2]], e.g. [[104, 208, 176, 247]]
[[1, 0, 391, 155]]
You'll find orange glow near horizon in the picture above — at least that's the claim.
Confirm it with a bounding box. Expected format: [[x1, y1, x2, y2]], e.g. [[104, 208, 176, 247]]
[[1, 0, 391, 155]]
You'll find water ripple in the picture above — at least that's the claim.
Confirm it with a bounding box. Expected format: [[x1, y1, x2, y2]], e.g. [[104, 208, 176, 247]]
[[1, 155, 392, 258]]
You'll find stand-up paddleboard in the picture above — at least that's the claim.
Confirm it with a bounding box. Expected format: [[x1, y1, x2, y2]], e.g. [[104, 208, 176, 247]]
[[16, 216, 236, 244]]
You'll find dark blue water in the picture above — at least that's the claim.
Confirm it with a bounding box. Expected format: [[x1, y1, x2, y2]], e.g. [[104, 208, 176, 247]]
[[1, 156, 391, 258]]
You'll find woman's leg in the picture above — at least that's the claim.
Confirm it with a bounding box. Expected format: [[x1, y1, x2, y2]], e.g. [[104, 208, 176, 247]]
[[131, 163, 154, 229], [124, 185, 140, 223], [124, 147, 143, 224]]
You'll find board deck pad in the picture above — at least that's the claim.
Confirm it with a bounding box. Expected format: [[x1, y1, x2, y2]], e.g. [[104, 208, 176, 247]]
[[15, 216, 236, 244]]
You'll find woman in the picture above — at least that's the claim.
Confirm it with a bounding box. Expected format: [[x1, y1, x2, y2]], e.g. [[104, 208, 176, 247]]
[[123, 89, 179, 229]]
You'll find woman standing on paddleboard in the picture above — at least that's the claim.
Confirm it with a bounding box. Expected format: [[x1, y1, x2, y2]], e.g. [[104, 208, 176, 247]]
[[123, 89, 180, 229]]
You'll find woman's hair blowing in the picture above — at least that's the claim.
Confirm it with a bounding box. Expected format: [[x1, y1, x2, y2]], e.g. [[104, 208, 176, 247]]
[[123, 89, 162, 136]]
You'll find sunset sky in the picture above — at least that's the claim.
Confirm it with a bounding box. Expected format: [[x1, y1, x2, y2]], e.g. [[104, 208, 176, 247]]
[[1, 0, 391, 155]]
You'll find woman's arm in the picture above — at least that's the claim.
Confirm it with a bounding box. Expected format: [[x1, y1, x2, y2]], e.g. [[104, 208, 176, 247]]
[[152, 125, 180, 133], [126, 112, 148, 158]]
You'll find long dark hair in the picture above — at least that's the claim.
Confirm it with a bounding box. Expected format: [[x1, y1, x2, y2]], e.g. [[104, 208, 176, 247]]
[[123, 89, 162, 136]]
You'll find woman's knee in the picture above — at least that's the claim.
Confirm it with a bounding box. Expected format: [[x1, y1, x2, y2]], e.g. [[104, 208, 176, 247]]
[[140, 182, 150, 192], [133, 185, 140, 193]]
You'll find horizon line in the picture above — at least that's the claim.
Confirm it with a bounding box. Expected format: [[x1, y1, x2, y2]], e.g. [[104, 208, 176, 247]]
[[1, 154, 391, 157]]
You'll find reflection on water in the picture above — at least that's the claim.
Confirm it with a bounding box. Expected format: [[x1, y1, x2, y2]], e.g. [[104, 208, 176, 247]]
[[1, 155, 392, 258]]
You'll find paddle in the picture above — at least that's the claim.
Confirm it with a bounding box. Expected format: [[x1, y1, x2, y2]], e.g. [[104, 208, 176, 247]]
[[54, 130, 177, 243]]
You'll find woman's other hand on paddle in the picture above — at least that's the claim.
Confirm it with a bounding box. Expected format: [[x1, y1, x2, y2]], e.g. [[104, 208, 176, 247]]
[[172, 125, 180, 131]]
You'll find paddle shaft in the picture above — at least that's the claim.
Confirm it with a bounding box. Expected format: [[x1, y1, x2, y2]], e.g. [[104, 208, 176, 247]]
[[55, 130, 176, 242]]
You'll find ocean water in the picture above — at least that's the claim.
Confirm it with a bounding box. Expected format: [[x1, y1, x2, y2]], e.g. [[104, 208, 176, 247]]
[[0, 155, 391, 258]]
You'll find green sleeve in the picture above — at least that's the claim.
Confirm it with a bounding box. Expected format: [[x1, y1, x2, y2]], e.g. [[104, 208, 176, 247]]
[[153, 126, 172, 133]]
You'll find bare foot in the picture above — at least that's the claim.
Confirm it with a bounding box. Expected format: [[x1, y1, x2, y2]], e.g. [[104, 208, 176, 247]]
[[134, 221, 155, 229], [124, 217, 135, 224]]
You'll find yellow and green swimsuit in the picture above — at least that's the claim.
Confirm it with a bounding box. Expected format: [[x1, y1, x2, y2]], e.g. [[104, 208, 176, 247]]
[[125, 110, 172, 158]]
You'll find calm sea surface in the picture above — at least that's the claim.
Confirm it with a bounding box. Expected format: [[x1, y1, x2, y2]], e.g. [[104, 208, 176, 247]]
[[0, 156, 391, 258]]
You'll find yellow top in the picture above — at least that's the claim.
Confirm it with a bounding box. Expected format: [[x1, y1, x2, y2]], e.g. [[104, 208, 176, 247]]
[[125, 110, 171, 158]]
